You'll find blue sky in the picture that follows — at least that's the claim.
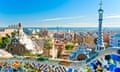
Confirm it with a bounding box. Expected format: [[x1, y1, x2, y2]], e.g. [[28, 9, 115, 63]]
[[0, 0, 120, 27]]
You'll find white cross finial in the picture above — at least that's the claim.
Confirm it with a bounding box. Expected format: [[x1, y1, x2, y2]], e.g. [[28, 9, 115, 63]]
[[99, 0, 103, 8]]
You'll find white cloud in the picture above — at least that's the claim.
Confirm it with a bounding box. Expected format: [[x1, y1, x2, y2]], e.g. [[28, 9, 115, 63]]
[[103, 22, 120, 27], [42, 16, 84, 22], [39, 22, 120, 27], [105, 15, 120, 19], [29, 21, 120, 27], [31, 14, 120, 27]]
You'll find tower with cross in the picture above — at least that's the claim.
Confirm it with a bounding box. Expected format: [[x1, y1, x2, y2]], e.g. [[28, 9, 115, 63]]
[[96, 0, 105, 51]]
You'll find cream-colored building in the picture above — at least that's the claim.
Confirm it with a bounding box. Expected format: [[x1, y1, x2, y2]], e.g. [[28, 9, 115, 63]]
[[0, 29, 14, 37], [85, 35, 95, 44]]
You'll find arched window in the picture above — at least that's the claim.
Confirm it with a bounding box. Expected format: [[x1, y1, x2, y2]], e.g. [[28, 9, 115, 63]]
[[19, 48, 24, 52], [12, 41, 18, 47], [9, 48, 13, 52]]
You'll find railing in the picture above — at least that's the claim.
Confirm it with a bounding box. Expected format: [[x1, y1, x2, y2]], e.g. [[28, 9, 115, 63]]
[[0, 47, 120, 68]]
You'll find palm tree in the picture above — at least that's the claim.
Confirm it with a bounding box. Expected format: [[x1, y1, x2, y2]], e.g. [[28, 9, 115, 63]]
[[44, 38, 53, 57]]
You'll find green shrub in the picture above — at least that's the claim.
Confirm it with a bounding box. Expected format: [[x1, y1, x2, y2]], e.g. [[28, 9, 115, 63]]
[[65, 44, 74, 50], [37, 56, 48, 61]]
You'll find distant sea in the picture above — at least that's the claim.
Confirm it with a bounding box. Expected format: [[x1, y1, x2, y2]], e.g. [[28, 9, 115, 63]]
[[1, 27, 120, 31], [1, 27, 120, 35], [23, 27, 120, 31]]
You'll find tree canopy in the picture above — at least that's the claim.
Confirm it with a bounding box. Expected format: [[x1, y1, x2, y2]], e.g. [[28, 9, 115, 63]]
[[94, 38, 97, 44], [65, 43, 74, 50], [11, 31, 18, 36], [0, 34, 10, 48], [44, 38, 53, 49]]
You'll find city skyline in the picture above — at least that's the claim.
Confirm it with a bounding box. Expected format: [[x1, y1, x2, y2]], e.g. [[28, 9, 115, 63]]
[[0, 0, 120, 27]]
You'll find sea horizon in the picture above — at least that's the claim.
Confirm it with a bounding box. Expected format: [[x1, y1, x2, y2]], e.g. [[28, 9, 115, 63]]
[[1, 27, 120, 31], [24, 27, 120, 31]]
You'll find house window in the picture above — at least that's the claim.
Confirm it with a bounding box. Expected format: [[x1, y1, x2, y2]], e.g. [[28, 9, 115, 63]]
[[19, 48, 24, 52], [9, 48, 13, 52], [12, 42, 18, 47]]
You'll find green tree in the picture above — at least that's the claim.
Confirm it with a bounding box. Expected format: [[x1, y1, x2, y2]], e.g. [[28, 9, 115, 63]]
[[57, 49, 63, 58], [11, 31, 17, 36], [44, 38, 53, 57], [2, 37, 10, 44], [24, 52, 36, 56], [0, 35, 10, 48], [65, 43, 74, 50], [0, 38, 3, 48], [94, 38, 98, 44], [6, 34, 10, 38], [0, 38, 2, 43]]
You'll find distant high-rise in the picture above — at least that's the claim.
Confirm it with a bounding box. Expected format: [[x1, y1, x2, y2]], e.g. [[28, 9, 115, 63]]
[[97, 0, 105, 51]]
